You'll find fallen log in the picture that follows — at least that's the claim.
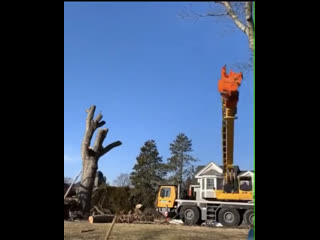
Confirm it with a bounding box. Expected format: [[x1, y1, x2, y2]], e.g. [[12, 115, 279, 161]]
[[89, 215, 114, 224]]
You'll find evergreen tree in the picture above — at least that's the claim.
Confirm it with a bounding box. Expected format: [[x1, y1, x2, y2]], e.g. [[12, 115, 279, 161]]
[[167, 133, 197, 187], [130, 140, 167, 207]]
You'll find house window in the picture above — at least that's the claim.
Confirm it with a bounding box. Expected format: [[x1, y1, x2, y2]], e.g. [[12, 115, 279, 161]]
[[240, 181, 252, 191], [217, 178, 223, 190], [202, 178, 205, 190], [207, 178, 215, 189]]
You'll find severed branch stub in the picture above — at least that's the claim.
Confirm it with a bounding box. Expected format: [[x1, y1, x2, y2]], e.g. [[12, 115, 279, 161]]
[[79, 105, 122, 216]]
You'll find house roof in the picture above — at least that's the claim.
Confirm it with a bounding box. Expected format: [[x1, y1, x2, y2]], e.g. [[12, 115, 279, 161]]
[[200, 169, 223, 176], [239, 170, 254, 174], [195, 162, 223, 177], [74, 181, 80, 186], [194, 165, 206, 176], [196, 162, 253, 176], [191, 177, 199, 185], [239, 170, 254, 177], [190, 165, 205, 185]]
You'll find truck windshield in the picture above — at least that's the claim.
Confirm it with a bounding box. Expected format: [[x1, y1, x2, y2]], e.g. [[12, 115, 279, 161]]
[[160, 188, 171, 198]]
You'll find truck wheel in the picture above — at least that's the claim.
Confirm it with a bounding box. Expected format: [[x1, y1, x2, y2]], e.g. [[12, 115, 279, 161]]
[[244, 209, 254, 228], [218, 208, 240, 227], [180, 206, 200, 225]]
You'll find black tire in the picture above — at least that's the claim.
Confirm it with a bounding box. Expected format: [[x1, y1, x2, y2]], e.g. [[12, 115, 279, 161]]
[[218, 208, 240, 227], [244, 209, 254, 228], [180, 206, 200, 225]]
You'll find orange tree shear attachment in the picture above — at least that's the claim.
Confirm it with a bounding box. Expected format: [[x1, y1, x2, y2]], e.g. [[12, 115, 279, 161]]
[[218, 65, 243, 108]]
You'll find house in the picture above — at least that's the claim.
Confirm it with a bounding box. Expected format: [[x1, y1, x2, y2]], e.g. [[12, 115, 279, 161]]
[[189, 162, 254, 200]]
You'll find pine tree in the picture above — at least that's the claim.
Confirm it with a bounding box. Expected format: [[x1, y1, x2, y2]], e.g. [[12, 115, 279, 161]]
[[167, 133, 197, 187], [130, 140, 167, 207]]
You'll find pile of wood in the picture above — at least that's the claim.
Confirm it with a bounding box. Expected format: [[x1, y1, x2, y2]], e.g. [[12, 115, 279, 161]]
[[88, 204, 163, 224], [117, 209, 154, 223], [64, 197, 82, 220]]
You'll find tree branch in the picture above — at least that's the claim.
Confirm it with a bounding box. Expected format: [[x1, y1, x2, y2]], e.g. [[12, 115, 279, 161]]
[[99, 141, 122, 157], [207, 12, 228, 17], [86, 106, 96, 120], [245, 2, 253, 25], [93, 128, 108, 153], [81, 105, 97, 159], [221, 1, 247, 34], [92, 114, 105, 129], [97, 121, 106, 128], [95, 113, 103, 124], [178, 5, 227, 20], [180, 2, 254, 51], [245, 1, 254, 50]]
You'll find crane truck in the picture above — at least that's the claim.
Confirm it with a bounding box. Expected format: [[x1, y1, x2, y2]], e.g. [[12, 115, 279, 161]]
[[156, 66, 254, 228]]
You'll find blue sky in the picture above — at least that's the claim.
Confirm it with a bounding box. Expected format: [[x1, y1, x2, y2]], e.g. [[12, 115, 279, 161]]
[[64, 2, 253, 183]]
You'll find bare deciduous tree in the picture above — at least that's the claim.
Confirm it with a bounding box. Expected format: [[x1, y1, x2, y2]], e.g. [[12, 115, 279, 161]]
[[113, 173, 131, 187], [79, 105, 122, 216]]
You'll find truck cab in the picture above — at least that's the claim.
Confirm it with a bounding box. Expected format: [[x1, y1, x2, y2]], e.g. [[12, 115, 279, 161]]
[[156, 185, 177, 217]]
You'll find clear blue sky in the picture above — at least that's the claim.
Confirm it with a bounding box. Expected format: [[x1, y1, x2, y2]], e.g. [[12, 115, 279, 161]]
[[64, 2, 253, 183]]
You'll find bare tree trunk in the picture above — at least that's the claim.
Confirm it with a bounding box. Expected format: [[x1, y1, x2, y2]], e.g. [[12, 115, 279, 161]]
[[79, 156, 98, 215], [79, 105, 122, 216]]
